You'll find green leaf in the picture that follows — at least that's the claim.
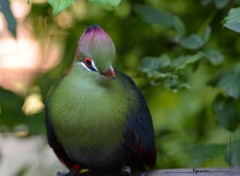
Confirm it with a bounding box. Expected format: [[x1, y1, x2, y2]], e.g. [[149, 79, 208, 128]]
[[134, 5, 185, 36], [171, 52, 205, 70], [139, 54, 171, 72], [201, 0, 230, 8], [138, 54, 191, 91], [163, 78, 191, 92], [205, 50, 224, 66], [0, 0, 16, 37], [201, 0, 213, 6], [208, 65, 240, 99], [180, 34, 205, 50], [223, 7, 240, 33], [187, 144, 225, 165], [212, 95, 240, 131], [48, 0, 75, 16], [219, 73, 240, 98], [225, 140, 240, 166], [134, 5, 172, 27], [139, 55, 174, 81], [172, 16, 186, 36], [202, 26, 212, 42], [89, 0, 121, 10], [214, 0, 230, 9]]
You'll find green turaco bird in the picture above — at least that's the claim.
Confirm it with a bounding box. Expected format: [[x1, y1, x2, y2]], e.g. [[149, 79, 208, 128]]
[[45, 25, 156, 176]]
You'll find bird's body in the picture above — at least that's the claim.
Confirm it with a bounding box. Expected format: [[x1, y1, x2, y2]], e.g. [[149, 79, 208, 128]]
[[45, 25, 156, 175]]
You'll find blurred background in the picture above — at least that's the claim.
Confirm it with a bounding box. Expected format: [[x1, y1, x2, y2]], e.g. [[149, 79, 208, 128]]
[[0, 0, 240, 175]]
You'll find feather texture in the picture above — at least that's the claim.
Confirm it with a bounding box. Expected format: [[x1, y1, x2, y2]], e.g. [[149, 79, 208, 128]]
[[76, 25, 116, 72], [45, 25, 156, 174]]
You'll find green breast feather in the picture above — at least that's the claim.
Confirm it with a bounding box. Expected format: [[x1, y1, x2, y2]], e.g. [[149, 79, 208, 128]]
[[48, 64, 138, 161]]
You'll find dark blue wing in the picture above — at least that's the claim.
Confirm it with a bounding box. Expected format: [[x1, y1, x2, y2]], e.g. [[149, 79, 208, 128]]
[[118, 72, 156, 169]]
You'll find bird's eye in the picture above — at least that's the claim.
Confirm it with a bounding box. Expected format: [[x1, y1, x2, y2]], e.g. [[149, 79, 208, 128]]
[[82, 57, 98, 72], [83, 58, 92, 67]]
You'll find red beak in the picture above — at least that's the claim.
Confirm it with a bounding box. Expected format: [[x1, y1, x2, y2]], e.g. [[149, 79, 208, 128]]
[[101, 65, 115, 79]]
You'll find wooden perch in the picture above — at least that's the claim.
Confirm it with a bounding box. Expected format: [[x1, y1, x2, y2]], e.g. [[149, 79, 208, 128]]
[[148, 167, 240, 176], [58, 167, 240, 176]]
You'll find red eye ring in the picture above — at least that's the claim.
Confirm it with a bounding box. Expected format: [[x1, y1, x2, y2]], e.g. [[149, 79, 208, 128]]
[[83, 57, 92, 67]]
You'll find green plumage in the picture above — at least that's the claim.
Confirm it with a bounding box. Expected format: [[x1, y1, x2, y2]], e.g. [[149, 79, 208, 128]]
[[48, 64, 138, 165], [45, 25, 156, 175]]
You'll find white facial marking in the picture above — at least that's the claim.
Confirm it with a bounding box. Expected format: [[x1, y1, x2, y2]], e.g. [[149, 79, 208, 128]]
[[77, 60, 98, 72], [92, 60, 98, 71]]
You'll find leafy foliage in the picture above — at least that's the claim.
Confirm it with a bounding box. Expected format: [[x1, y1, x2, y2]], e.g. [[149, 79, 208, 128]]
[[48, 0, 75, 16], [223, 7, 240, 33], [134, 5, 185, 36], [139, 52, 205, 92], [0, 87, 45, 135], [208, 64, 240, 99], [89, 0, 121, 10], [48, 0, 122, 16], [179, 34, 205, 50], [212, 95, 240, 131]]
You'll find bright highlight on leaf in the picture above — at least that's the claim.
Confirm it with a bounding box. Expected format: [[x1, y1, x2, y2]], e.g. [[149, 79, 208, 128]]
[[48, 0, 75, 16], [223, 7, 240, 33]]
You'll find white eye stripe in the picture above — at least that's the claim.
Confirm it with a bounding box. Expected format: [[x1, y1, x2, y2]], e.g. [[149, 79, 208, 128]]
[[79, 62, 92, 71], [91, 60, 98, 71], [77, 60, 98, 72]]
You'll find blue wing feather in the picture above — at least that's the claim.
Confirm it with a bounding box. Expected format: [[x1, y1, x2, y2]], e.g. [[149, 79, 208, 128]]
[[117, 72, 156, 169]]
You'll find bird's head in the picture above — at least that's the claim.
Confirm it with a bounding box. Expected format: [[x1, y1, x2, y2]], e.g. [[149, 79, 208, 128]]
[[74, 25, 116, 79]]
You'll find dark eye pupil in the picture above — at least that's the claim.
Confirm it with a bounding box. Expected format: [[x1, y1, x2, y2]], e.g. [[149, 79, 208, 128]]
[[84, 58, 92, 67], [86, 60, 91, 66]]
